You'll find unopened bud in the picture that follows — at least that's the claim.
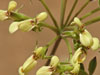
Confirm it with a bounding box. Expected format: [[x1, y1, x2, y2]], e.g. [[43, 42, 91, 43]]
[[19, 19, 35, 32], [36, 66, 53, 75], [36, 12, 48, 22], [22, 55, 37, 73], [50, 56, 59, 68], [80, 29, 93, 47], [9, 22, 19, 33], [74, 17, 83, 27], [34, 47, 43, 58], [0, 10, 8, 21], [91, 37, 100, 51], [8, 1, 17, 12]]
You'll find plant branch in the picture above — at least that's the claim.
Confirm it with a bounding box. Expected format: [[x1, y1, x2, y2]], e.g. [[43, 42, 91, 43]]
[[60, 0, 67, 27], [68, 0, 90, 25], [63, 38, 72, 59], [38, 22, 58, 34], [64, 0, 78, 26], [45, 37, 62, 66], [80, 7, 100, 20], [39, 0, 59, 28], [84, 16, 100, 26]]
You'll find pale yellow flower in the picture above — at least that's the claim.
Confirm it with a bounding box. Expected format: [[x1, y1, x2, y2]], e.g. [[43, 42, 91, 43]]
[[80, 29, 93, 47]]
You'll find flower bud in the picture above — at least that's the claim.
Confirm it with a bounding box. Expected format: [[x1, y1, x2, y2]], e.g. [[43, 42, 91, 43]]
[[36, 12, 48, 22], [71, 63, 80, 74], [18, 66, 25, 75], [33, 47, 43, 58], [9, 22, 19, 33], [91, 37, 100, 51], [22, 55, 37, 73], [50, 56, 59, 68], [74, 17, 83, 27], [8, 1, 17, 12], [36, 66, 53, 75], [19, 19, 35, 32], [0, 10, 8, 21], [80, 29, 93, 47]]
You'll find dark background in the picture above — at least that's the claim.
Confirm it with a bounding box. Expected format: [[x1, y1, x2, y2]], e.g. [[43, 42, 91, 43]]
[[0, 0, 100, 75]]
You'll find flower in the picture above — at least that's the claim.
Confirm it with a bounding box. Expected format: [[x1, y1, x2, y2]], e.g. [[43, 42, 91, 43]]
[[91, 37, 100, 51], [50, 56, 59, 68], [36, 66, 53, 75], [8, 1, 17, 12], [70, 48, 86, 74], [22, 55, 37, 73], [0, 10, 8, 21], [9, 19, 35, 33], [70, 48, 86, 64], [80, 29, 93, 47], [74, 17, 83, 27]]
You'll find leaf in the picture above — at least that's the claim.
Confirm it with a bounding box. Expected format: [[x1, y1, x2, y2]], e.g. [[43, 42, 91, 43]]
[[78, 70, 88, 75], [80, 63, 85, 70], [88, 57, 97, 75]]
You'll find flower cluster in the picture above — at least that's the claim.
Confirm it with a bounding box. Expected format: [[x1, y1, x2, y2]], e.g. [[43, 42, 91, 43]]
[[0, 0, 100, 75], [73, 17, 100, 51]]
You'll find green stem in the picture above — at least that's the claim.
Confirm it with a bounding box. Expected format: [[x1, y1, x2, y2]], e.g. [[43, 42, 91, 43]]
[[64, 0, 78, 26], [38, 22, 58, 34], [63, 38, 72, 59], [68, 0, 90, 25], [60, 0, 67, 27], [84, 16, 100, 26], [80, 7, 100, 20], [45, 38, 61, 66], [39, 0, 59, 28]]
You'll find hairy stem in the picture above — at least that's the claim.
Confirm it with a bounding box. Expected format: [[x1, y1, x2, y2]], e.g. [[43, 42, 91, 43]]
[[64, 0, 78, 26], [39, 0, 59, 28], [84, 16, 100, 25], [80, 7, 100, 20], [45, 38, 61, 66], [68, 0, 90, 25], [60, 0, 67, 27]]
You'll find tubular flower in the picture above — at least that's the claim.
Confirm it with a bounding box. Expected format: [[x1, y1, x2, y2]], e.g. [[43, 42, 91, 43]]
[[70, 48, 86, 64], [18, 47, 44, 74], [36, 66, 53, 75], [19, 55, 37, 74], [9, 19, 35, 33], [70, 48, 86, 74], [74, 17, 83, 27], [8, 1, 17, 12], [50, 56, 59, 68], [0, 10, 8, 21], [80, 29, 93, 47], [36, 56, 59, 75], [91, 37, 100, 51]]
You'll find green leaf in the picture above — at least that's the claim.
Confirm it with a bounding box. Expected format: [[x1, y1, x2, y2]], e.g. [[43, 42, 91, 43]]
[[78, 70, 88, 75], [80, 63, 85, 70], [88, 57, 97, 75]]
